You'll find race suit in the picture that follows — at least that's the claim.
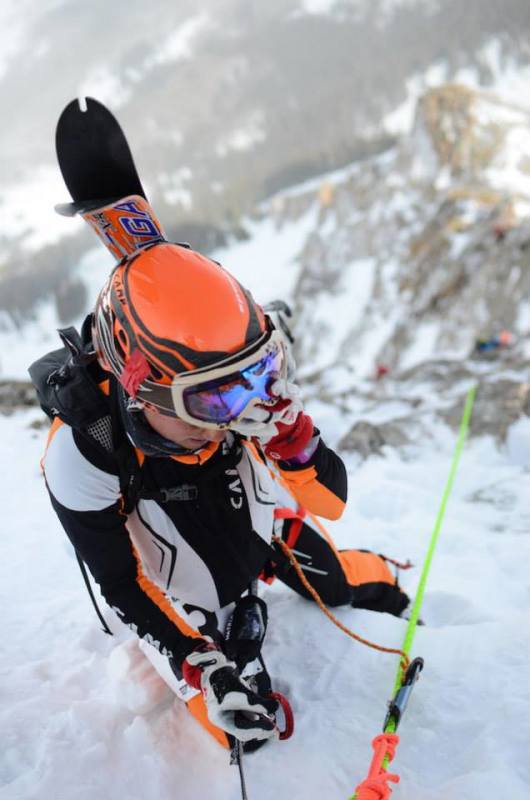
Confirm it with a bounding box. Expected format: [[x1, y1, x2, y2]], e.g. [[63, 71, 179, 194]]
[[43, 414, 408, 668]]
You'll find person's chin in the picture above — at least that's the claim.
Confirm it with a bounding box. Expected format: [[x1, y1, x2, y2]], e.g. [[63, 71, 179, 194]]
[[183, 438, 209, 450]]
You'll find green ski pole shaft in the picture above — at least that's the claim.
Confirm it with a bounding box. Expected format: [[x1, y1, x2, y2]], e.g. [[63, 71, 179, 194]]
[[389, 384, 477, 697], [350, 386, 477, 798]]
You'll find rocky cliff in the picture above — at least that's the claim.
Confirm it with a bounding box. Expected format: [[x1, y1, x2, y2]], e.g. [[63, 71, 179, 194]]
[[259, 84, 530, 452]]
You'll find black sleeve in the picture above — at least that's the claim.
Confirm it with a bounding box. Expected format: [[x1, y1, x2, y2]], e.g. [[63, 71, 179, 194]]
[[47, 489, 199, 665]]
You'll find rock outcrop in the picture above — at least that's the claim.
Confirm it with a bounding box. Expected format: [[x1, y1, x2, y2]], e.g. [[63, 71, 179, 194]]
[[250, 86, 530, 456], [0, 381, 38, 414]]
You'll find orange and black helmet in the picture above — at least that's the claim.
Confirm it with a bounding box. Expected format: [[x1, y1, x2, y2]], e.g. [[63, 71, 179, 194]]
[[92, 242, 273, 422]]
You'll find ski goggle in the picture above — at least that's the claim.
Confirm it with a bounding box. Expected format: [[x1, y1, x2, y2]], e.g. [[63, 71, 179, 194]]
[[135, 329, 287, 429]]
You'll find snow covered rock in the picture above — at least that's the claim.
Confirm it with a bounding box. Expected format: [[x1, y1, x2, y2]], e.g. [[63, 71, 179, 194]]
[[441, 376, 530, 441], [0, 380, 37, 414], [338, 419, 409, 458], [409, 83, 530, 190]]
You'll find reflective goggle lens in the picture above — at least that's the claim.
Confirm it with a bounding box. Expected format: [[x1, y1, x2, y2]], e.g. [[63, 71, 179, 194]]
[[182, 347, 284, 424]]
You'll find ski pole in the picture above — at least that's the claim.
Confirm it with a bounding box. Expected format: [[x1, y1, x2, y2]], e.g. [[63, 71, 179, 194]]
[[350, 385, 477, 799], [231, 740, 249, 800]]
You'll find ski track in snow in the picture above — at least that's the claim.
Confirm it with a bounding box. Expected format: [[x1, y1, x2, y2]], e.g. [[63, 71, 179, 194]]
[[1, 409, 529, 800]]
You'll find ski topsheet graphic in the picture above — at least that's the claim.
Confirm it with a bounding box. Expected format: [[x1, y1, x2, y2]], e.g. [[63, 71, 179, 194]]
[[55, 97, 166, 260], [75, 194, 165, 262]]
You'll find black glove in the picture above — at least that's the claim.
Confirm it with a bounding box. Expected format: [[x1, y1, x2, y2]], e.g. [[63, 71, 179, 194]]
[[182, 642, 278, 742]]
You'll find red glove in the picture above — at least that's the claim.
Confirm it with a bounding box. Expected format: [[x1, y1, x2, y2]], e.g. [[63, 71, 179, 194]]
[[264, 411, 314, 460], [230, 379, 316, 461]]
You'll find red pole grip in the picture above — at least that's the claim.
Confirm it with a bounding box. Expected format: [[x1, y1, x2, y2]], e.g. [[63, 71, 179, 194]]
[[269, 691, 294, 740]]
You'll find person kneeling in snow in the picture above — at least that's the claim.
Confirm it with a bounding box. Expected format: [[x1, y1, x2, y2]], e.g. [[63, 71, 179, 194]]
[[39, 243, 409, 749]]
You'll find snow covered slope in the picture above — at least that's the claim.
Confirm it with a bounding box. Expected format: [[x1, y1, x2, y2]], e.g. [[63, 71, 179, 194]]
[[2, 404, 529, 799]]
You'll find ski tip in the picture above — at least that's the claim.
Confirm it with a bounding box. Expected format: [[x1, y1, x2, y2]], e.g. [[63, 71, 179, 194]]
[[75, 96, 111, 114], [57, 96, 112, 124]]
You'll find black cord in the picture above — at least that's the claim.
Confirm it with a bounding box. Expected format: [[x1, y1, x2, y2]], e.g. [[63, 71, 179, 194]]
[[75, 551, 113, 635]]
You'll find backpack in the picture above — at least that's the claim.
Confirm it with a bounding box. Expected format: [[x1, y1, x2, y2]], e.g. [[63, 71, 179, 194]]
[[28, 314, 144, 513], [28, 315, 109, 427]]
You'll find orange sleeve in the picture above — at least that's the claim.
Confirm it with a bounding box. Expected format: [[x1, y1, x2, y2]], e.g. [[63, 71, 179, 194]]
[[274, 435, 348, 520], [278, 462, 346, 520]]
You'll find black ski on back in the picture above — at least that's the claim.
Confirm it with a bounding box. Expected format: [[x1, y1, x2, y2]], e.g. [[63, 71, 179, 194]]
[[55, 97, 146, 203]]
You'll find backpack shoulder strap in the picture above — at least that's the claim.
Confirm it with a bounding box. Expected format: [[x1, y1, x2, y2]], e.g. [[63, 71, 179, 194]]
[[107, 376, 144, 513]]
